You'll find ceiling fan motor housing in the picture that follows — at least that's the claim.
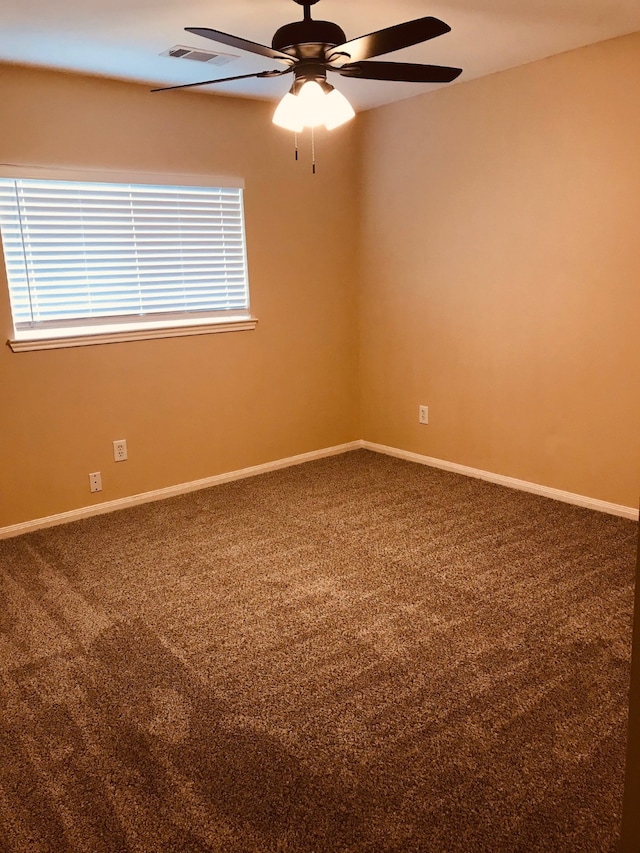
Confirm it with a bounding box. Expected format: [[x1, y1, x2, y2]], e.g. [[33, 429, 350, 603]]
[[272, 19, 347, 60]]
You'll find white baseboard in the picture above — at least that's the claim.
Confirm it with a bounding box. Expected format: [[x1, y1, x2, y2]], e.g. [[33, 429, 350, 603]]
[[362, 441, 639, 521], [2, 438, 636, 539], [0, 441, 362, 540]]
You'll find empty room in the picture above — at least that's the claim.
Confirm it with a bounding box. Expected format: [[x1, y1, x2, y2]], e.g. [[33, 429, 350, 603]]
[[1, 1, 639, 851]]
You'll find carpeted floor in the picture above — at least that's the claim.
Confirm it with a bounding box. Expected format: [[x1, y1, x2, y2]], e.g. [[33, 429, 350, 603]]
[[0, 449, 637, 852]]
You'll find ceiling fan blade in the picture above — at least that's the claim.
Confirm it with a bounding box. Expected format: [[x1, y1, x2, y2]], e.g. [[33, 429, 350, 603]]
[[185, 27, 294, 63], [151, 69, 290, 93], [337, 61, 462, 84], [328, 17, 451, 64]]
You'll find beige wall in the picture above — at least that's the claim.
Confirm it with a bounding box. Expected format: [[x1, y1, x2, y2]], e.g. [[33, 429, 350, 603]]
[[0, 66, 360, 527], [2, 31, 640, 528], [357, 33, 640, 509]]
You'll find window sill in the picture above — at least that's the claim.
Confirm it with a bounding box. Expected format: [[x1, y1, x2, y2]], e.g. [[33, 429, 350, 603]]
[[8, 316, 258, 352]]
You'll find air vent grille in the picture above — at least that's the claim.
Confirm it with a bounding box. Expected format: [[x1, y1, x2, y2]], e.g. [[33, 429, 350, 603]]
[[161, 45, 239, 65]]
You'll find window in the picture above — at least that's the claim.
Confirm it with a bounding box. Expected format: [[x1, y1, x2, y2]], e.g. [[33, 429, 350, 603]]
[[0, 169, 256, 350]]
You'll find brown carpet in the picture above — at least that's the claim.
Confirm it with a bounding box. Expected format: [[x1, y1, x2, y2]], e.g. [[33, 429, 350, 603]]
[[0, 449, 636, 852]]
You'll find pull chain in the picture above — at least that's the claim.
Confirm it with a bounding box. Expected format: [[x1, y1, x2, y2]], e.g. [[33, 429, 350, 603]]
[[291, 129, 318, 173]]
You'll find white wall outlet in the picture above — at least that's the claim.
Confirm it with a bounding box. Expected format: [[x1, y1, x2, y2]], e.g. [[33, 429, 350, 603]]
[[113, 439, 128, 462], [419, 405, 429, 425], [89, 472, 102, 493]]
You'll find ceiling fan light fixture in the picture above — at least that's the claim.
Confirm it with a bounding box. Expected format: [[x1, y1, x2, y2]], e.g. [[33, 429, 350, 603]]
[[272, 79, 354, 132], [272, 91, 304, 131], [322, 87, 355, 130], [295, 80, 329, 128]]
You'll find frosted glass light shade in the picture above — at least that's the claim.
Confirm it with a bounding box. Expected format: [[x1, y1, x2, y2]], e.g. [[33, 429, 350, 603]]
[[295, 81, 327, 128], [322, 88, 356, 130], [272, 81, 355, 132], [272, 92, 304, 132]]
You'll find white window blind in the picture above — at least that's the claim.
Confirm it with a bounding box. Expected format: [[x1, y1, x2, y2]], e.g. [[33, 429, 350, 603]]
[[0, 177, 250, 331]]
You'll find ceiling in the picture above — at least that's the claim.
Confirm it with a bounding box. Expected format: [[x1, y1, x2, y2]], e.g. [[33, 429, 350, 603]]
[[2, 0, 640, 112]]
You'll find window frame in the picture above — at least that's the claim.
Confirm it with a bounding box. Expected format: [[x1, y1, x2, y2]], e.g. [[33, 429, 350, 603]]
[[0, 166, 258, 351]]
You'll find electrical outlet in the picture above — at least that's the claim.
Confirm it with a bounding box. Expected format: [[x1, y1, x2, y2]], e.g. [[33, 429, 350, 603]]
[[113, 439, 128, 462], [419, 405, 429, 425], [89, 472, 102, 493]]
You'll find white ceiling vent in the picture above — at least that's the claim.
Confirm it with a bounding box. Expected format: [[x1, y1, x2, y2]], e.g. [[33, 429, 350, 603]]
[[161, 45, 239, 66]]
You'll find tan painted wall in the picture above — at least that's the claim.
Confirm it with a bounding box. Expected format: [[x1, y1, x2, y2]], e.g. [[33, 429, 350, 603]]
[[357, 33, 640, 509], [3, 32, 640, 527], [0, 66, 360, 527]]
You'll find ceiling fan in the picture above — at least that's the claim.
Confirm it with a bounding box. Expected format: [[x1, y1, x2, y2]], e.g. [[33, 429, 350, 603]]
[[153, 0, 462, 133]]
